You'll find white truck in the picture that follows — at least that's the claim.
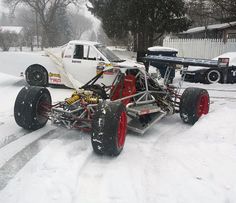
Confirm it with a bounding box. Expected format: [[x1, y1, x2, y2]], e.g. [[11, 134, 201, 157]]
[[1, 40, 147, 89]]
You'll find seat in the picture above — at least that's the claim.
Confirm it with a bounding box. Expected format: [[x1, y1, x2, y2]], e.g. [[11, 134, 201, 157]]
[[111, 74, 136, 105]]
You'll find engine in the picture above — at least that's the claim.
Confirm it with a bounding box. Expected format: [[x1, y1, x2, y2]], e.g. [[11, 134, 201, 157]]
[[65, 89, 100, 110]]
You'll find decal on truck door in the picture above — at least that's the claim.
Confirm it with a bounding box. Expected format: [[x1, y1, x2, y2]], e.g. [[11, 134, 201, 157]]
[[49, 72, 61, 84], [96, 63, 115, 77]]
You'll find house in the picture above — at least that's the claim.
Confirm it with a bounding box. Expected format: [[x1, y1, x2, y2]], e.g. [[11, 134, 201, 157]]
[[179, 21, 236, 42], [0, 26, 24, 35]]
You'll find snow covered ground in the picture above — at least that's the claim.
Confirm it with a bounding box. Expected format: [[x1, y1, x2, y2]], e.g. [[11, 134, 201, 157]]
[[0, 51, 236, 203]]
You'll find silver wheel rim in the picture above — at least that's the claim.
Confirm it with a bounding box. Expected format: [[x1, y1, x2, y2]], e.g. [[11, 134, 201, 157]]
[[207, 70, 221, 83]]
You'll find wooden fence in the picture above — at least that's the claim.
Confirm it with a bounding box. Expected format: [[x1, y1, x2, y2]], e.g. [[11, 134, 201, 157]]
[[163, 38, 236, 59]]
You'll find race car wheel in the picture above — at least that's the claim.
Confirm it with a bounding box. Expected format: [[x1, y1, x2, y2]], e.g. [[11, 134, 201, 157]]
[[206, 69, 221, 84], [91, 101, 127, 156], [26, 64, 48, 86], [84, 84, 107, 99], [14, 86, 51, 130], [180, 87, 209, 125]]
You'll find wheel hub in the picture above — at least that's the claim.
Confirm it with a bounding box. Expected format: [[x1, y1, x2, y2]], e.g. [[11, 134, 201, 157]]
[[197, 94, 209, 117]]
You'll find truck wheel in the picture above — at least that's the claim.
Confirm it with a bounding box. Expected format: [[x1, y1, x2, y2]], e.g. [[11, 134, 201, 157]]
[[180, 87, 209, 125], [14, 86, 51, 130], [91, 101, 127, 156], [206, 69, 221, 84], [26, 64, 48, 86]]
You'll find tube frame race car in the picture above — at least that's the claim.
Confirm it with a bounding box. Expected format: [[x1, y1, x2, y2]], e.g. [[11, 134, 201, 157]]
[[14, 65, 210, 156]]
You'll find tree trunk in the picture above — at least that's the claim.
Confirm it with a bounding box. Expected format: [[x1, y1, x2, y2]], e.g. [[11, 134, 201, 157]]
[[133, 33, 138, 52]]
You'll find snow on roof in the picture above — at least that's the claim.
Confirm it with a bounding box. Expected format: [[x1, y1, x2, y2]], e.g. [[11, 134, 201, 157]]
[[182, 21, 236, 34], [148, 46, 178, 52], [68, 40, 100, 46], [0, 26, 23, 34]]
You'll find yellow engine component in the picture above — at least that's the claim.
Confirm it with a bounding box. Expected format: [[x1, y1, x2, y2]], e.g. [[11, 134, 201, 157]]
[[85, 96, 99, 104], [66, 92, 80, 105], [65, 89, 99, 105]]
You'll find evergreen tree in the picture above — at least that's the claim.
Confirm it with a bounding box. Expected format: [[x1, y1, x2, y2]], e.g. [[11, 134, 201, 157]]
[[89, 0, 191, 51]]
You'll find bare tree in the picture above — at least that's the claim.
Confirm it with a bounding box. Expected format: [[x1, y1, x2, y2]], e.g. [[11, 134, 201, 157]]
[[4, 0, 85, 47], [212, 0, 236, 22]]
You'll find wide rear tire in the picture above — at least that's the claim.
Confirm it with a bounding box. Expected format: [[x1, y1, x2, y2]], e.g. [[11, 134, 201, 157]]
[[180, 87, 209, 125], [91, 101, 127, 156], [14, 86, 51, 130]]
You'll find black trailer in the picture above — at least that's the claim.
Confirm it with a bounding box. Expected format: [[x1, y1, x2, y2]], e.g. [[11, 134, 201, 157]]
[[143, 55, 236, 84]]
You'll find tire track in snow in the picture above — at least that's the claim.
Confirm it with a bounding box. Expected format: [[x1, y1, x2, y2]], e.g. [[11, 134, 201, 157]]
[[0, 130, 29, 149], [69, 117, 189, 203], [0, 127, 62, 191]]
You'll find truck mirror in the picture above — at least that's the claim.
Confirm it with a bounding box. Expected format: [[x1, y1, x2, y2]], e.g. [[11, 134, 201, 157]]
[[98, 57, 105, 61]]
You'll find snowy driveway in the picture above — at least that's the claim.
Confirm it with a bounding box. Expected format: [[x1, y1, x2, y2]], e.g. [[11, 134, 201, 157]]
[[0, 72, 236, 203]]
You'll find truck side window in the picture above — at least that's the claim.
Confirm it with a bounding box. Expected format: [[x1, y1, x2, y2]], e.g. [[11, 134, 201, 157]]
[[83, 45, 89, 59], [73, 45, 83, 59], [88, 46, 104, 61]]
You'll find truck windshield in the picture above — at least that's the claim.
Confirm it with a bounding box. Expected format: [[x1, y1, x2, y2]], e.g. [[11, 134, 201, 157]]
[[95, 44, 124, 62]]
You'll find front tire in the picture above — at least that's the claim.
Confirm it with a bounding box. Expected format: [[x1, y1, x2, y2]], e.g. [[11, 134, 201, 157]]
[[91, 101, 127, 156], [26, 64, 48, 86], [14, 86, 51, 130], [180, 87, 209, 125]]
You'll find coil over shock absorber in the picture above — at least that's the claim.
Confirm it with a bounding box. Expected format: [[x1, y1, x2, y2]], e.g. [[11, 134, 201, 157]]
[[66, 91, 80, 105]]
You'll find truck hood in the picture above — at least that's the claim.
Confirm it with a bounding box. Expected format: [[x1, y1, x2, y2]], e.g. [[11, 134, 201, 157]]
[[114, 59, 145, 69]]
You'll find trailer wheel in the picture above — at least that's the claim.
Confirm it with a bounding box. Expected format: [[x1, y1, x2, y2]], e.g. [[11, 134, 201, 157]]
[[206, 69, 221, 84], [14, 86, 51, 130], [91, 101, 127, 156], [180, 87, 209, 125], [26, 64, 48, 86]]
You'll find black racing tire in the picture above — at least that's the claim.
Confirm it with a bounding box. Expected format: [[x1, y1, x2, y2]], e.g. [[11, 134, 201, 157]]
[[84, 84, 107, 99], [25, 64, 48, 86], [14, 86, 51, 130], [91, 101, 127, 156], [180, 87, 209, 125], [205, 69, 221, 84]]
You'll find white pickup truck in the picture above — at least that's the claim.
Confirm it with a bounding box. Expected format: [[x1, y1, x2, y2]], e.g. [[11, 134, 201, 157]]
[[0, 40, 149, 89]]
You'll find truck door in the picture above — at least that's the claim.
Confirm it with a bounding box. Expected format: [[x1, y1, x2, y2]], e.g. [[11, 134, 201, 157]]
[[63, 44, 116, 85]]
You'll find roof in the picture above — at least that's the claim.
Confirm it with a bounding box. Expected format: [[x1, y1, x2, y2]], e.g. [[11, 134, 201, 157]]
[[148, 46, 178, 52], [182, 21, 236, 34], [0, 26, 23, 34], [68, 40, 100, 46]]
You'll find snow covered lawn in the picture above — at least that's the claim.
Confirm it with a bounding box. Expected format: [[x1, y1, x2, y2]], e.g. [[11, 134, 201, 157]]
[[0, 52, 235, 203]]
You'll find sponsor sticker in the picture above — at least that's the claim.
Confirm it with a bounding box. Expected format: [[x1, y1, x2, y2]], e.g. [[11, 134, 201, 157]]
[[49, 73, 61, 78], [50, 78, 61, 83]]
